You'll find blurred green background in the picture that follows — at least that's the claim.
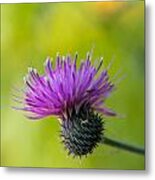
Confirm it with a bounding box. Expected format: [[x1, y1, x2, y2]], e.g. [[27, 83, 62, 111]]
[[1, 1, 144, 169]]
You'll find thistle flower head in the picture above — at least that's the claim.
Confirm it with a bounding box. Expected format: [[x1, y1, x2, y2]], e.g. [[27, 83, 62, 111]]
[[14, 52, 116, 157]]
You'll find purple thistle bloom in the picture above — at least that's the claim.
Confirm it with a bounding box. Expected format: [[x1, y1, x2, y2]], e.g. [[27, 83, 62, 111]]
[[14, 52, 116, 157]]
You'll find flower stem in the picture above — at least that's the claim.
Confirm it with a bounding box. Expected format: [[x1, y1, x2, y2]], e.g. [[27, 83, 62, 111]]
[[101, 137, 145, 155]]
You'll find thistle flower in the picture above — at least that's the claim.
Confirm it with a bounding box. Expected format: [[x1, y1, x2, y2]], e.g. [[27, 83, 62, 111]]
[[13, 52, 145, 157], [14, 52, 117, 157]]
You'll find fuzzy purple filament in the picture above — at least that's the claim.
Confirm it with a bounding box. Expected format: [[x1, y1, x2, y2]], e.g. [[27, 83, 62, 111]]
[[15, 53, 116, 120]]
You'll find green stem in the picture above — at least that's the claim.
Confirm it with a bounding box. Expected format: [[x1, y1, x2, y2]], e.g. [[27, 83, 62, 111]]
[[101, 137, 145, 155]]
